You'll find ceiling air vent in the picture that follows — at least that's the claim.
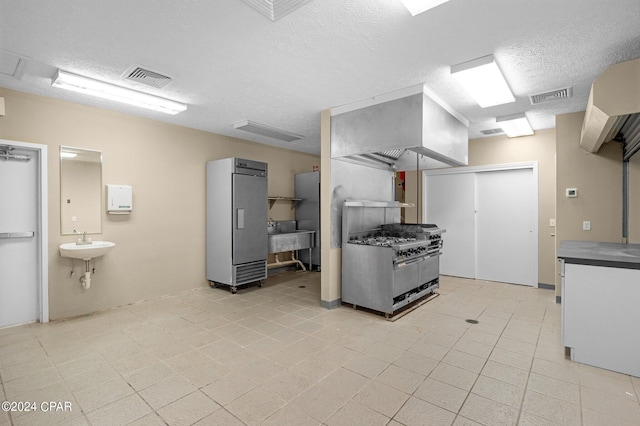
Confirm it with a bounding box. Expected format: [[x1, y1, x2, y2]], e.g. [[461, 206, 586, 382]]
[[377, 149, 405, 160], [123, 66, 172, 89], [481, 128, 505, 135], [529, 87, 573, 105]]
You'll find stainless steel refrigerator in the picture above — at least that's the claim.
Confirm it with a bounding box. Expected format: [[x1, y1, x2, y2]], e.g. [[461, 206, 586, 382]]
[[206, 158, 268, 293], [295, 171, 320, 270]]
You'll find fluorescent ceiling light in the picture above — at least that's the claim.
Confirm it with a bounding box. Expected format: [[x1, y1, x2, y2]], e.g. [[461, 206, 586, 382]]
[[233, 120, 303, 142], [52, 70, 187, 115], [496, 113, 534, 137], [451, 55, 515, 108], [401, 0, 450, 15]]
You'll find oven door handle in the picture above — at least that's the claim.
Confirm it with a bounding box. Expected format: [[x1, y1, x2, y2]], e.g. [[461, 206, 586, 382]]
[[395, 255, 427, 268], [395, 251, 442, 268]]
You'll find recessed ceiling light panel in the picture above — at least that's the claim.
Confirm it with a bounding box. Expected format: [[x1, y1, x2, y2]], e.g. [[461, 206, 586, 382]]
[[401, 0, 451, 16], [496, 113, 534, 137], [451, 55, 515, 108], [233, 120, 303, 142]]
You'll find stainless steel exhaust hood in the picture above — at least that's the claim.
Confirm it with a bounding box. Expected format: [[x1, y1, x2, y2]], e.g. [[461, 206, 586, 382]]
[[330, 85, 469, 171], [581, 58, 640, 159]]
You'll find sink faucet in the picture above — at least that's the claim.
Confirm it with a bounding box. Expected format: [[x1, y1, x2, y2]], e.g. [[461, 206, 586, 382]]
[[74, 230, 92, 245]]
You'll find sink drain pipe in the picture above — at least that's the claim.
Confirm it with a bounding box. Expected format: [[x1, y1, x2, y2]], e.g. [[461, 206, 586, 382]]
[[80, 260, 92, 289], [267, 251, 307, 271]]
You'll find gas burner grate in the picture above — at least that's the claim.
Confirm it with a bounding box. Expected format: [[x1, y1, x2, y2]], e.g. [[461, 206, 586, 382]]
[[350, 236, 418, 247]]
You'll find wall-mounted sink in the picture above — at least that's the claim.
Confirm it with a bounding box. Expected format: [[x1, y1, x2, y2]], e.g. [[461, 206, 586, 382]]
[[59, 241, 116, 260]]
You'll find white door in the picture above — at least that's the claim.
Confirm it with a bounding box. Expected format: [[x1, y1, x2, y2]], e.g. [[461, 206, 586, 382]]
[[425, 173, 475, 278], [0, 145, 40, 327], [424, 164, 538, 287], [476, 168, 537, 286]]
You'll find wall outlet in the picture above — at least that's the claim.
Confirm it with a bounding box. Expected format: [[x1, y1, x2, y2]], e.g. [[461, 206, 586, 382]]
[[583, 221, 591, 231], [549, 218, 556, 227]]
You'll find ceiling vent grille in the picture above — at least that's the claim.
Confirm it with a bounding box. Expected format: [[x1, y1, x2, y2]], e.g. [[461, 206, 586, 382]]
[[377, 149, 405, 160], [481, 128, 505, 135], [123, 66, 172, 89], [529, 87, 573, 105]]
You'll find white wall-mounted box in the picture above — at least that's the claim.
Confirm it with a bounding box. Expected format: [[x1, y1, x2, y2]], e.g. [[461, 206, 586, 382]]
[[106, 184, 132, 214]]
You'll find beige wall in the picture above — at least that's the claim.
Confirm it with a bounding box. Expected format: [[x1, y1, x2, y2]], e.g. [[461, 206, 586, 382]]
[[320, 109, 340, 306], [403, 170, 422, 223], [0, 88, 319, 320], [468, 129, 556, 286], [555, 111, 623, 295]]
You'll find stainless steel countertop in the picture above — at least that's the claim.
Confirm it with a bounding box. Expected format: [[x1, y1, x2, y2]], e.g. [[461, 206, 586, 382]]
[[558, 240, 640, 270]]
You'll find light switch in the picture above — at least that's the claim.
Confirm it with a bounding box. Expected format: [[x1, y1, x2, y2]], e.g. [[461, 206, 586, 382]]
[[583, 221, 591, 231], [549, 219, 556, 227], [71, 216, 77, 222]]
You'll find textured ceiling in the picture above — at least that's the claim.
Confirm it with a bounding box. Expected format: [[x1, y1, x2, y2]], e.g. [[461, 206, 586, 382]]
[[1, 0, 640, 155]]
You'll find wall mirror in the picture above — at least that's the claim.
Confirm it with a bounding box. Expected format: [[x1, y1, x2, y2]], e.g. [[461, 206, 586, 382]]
[[60, 146, 102, 235]]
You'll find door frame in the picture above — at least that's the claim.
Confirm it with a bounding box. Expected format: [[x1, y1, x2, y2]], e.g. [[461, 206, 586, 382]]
[[422, 162, 539, 287], [1, 138, 49, 324]]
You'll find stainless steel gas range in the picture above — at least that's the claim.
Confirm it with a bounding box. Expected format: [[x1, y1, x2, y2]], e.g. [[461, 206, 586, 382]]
[[341, 200, 445, 316]]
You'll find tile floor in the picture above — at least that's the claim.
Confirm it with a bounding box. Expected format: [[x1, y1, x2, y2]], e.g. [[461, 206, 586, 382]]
[[1, 272, 639, 426]]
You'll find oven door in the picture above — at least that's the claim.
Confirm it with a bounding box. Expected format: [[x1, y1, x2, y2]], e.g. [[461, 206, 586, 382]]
[[393, 257, 420, 296], [419, 254, 440, 285]]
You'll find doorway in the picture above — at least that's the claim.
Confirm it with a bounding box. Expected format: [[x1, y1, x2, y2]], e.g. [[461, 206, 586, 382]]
[[424, 163, 538, 287], [0, 139, 48, 328]]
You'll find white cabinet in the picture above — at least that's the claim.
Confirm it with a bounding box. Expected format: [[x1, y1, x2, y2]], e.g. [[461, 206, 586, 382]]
[[560, 249, 640, 377]]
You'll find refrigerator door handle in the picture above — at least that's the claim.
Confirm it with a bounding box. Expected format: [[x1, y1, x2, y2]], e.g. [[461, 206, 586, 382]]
[[237, 208, 245, 229]]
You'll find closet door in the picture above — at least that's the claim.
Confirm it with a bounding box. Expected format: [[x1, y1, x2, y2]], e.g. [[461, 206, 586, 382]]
[[425, 165, 538, 286], [475, 168, 537, 286], [425, 173, 475, 278]]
